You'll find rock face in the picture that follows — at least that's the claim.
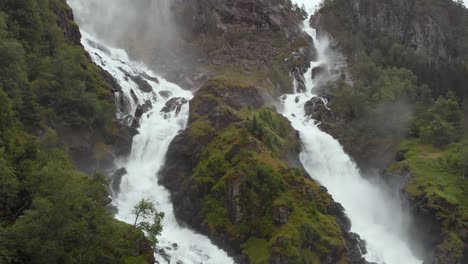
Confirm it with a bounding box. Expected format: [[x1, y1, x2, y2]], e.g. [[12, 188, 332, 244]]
[[174, 0, 302, 35], [312, 0, 468, 63], [51, 0, 82, 45], [110, 167, 128, 195], [130, 75, 153, 93], [160, 79, 367, 263], [161, 97, 188, 115]]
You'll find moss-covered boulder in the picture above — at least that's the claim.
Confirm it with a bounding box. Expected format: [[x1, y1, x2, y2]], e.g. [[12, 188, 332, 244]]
[[161, 79, 366, 263]]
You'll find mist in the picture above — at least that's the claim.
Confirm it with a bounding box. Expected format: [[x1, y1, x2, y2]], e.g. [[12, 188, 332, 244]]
[[67, 0, 184, 67]]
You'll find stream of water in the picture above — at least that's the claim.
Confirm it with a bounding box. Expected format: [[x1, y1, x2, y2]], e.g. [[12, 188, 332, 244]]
[[282, 1, 423, 263], [75, 28, 233, 264]]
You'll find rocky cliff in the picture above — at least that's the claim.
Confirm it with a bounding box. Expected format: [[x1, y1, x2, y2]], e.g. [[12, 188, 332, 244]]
[[160, 78, 368, 264], [313, 0, 468, 63], [304, 1, 468, 263]]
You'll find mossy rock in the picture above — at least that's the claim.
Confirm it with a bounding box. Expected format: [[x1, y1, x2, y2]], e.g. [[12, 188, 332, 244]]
[[161, 79, 360, 263], [387, 140, 468, 263]]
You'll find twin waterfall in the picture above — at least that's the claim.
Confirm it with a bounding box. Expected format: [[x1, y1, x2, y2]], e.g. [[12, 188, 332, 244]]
[[70, 0, 422, 263]]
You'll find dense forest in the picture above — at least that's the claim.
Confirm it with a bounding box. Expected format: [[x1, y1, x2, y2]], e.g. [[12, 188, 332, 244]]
[[0, 0, 154, 263], [313, 0, 468, 262]]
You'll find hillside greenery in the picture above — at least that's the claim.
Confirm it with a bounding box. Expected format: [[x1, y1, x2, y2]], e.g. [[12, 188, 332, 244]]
[[315, 0, 468, 262], [0, 0, 152, 263], [182, 80, 353, 263]]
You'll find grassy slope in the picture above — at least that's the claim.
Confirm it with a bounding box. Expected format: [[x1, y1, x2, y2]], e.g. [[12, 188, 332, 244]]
[[388, 139, 468, 261]]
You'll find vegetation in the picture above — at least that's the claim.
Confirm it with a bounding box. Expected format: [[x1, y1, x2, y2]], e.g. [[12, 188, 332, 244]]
[[0, 0, 153, 263], [184, 80, 352, 263], [315, 0, 468, 262], [388, 139, 468, 262], [132, 199, 164, 247]]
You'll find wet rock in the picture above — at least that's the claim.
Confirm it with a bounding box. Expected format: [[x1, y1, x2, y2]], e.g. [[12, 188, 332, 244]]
[[311, 64, 328, 80], [113, 122, 138, 157], [130, 75, 153, 93], [111, 167, 127, 195], [304, 97, 325, 116], [119, 67, 131, 78], [130, 89, 139, 104], [141, 72, 159, 83], [159, 90, 173, 99], [86, 39, 111, 56], [157, 248, 171, 263], [304, 97, 339, 126], [135, 100, 153, 118], [161, 97, 188, 114]]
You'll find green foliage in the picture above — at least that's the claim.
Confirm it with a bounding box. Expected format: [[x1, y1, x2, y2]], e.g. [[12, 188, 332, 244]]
[[388, 139, 468, 263], [0, 150, 19, 211], [246, 108, 291, 153], [0, 1, 151, 263], [416, 97, 463, 147], [186, 81, 349, 262], [0, 0, 114, 134], [132, 199, 164, 247], [241, 238, 269, 264]]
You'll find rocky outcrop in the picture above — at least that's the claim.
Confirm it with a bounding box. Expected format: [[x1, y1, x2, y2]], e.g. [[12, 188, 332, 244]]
[[312, 0, 468, 63], [174, 0, 303, 36], [51, 0, 82, 45], [130, 75, 153, 93], [160, 79, 366, 263], [161, 97, 188, 115]]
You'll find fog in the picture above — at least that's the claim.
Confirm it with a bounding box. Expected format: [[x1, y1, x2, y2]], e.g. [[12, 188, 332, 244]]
[[67, 0, 183, 68]]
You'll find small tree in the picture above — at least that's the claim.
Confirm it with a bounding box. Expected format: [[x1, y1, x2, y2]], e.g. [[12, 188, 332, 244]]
[[132, 198, 164, 247]]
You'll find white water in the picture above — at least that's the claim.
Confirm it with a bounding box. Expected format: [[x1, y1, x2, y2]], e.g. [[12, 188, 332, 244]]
[[77, 31, 233, 264], [283, 1, 422, 263]]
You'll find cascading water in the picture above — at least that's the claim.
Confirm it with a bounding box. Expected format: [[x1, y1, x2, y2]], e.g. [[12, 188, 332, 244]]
[[79, 32, 233, 264], [282, 1, 422, 264], [72, 26, 233, 264]]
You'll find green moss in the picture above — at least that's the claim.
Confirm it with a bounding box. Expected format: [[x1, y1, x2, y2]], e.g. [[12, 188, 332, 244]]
[[122, 256, 148, 264], [190, 116, 215, 138], [389, 139, 468, 262], [198, 31, 312, 96], [241, 238, 270, 264], [186, 80, 350, 262]]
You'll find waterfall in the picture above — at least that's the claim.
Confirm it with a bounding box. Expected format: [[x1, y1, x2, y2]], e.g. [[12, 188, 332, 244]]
[[282, 1, 422, 263], [78, 31, 233, 264], [66, 0, 234, 258]]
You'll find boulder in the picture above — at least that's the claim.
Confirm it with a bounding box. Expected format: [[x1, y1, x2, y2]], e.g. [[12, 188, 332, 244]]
[[161, 97, 188, 114], [135, 100, 153, 118], [311, 64, 328, 80], [159, 90, 173, 99], [130, 75, 153, 93], [113, 122, 139, 157], [141, 72, 159, 84], [111, 167, 128, 195]]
